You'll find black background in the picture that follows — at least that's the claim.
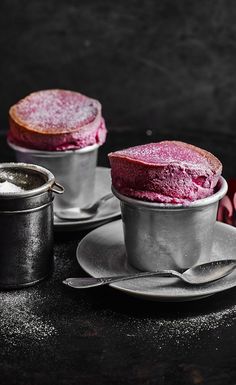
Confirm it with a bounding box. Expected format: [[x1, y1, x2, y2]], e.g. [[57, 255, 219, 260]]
[[1, 2, 236, 384], [1, 0, 236, 136]]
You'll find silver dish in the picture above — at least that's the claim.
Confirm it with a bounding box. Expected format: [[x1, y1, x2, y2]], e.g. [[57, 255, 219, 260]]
[[76, 219, 236, 302], [54, 167, 120, 231]]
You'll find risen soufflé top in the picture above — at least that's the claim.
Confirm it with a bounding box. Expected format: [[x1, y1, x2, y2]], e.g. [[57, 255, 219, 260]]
[[8, 89, 107, 151], [109, 141, 222, 204]]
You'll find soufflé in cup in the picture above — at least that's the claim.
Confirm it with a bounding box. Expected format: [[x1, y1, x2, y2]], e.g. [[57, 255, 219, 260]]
[[8, 89, 107, 213], [109, 141, 227, 271]]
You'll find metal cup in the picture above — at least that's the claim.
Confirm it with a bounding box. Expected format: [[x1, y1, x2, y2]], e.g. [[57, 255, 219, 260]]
[[113, 177, 228, 271], [8, 141, 99, 213], [0, 162, 64, 289]]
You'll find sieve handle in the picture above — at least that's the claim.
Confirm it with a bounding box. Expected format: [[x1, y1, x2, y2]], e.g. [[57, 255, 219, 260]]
[[50, 182, 64, 195]]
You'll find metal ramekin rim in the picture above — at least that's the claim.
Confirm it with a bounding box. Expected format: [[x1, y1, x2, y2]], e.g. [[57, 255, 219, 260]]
[[7, 139, 100, 157], [0, 162, 56, 199], [112, 176, 228, 210]]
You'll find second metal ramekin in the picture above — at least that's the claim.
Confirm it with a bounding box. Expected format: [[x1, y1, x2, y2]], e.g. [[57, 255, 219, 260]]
[[113, 177, 228, 272], [8, 141, 99, 213]]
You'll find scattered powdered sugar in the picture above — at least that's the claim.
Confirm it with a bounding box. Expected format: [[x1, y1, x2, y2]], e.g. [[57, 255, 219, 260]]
[[0, 290, 57, 347], [150, 308, 235, 343], [119, 302, 236, 349], [0, 180, 24, 193]]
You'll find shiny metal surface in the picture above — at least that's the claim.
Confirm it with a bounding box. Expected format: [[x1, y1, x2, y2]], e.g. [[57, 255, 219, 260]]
[[182, 259, 236, 284], [76, 219, 236, 301], [0, 162, 56, 197], [112, 177, 228, 271], [0, 201, 54, 289], [55, 192, 114, 220], [63, 259, 236, 288], [8, 141, 99, 213], [0, 162, 63, 289], [54, 167, 121, 231]]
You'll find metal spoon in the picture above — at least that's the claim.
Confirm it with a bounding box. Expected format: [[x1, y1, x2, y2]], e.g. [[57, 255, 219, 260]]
[[63, 259, 236, 288], [55, 193, 114, 221]]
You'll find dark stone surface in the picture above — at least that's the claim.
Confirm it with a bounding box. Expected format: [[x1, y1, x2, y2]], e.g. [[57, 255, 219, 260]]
[[0, 132, 236, 385], [1, 0, 236, 137]]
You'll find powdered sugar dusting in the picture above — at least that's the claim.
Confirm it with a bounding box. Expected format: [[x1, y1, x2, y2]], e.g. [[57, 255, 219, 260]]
[[117, 302, 236, 350], [114, 142, 212, 168], [14, 89, 99, 133], [0, 290, 57, 347], [147, 307, 236, 345], [0, 181, 24, 193]]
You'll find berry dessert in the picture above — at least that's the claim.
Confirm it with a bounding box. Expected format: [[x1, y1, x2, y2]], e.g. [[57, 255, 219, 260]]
[[8, 89, 107, 151], [109, 141, 222, 204]]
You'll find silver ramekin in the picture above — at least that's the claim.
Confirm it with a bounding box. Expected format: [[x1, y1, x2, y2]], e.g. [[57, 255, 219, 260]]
[[8, 141, 99, 213], [0, 162, 64, 288], [112, 177, 228, 271]]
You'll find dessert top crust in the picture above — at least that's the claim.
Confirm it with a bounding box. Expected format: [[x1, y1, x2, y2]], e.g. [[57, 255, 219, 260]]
[[109, 141, 222, 174], [9, 89, 101, 135]]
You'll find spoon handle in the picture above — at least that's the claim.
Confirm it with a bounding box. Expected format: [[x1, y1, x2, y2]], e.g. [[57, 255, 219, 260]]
[[87, 192, 114, 211], [63, 270, 182, 288]]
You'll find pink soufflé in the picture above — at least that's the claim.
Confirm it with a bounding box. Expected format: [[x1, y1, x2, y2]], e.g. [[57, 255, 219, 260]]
[[109, 141, 222, 204], [8, 89, 107, 151]]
